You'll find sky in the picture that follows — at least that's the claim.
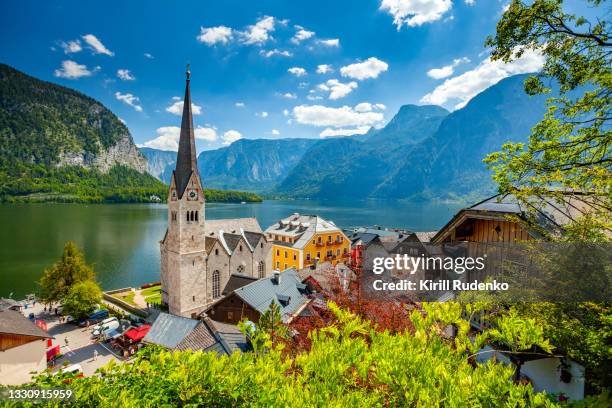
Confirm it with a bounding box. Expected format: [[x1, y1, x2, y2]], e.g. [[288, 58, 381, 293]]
[[0, 0, 595, 152]]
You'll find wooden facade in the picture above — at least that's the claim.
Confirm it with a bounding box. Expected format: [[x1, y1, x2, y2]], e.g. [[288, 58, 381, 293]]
[[207, 294, 260, 325], [0, 333, 43, 352], [435, 212, 532, 244]]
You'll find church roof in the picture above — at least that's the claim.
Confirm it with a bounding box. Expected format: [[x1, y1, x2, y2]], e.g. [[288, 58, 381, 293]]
[[205, 218, 263, 235], [173, 66, 199, 199]]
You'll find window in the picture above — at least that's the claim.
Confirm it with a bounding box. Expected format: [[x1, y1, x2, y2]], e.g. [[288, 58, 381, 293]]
[[192, 296, 195, 302], [237, 264, 245, 274], [195, 211, 198, 222], [171, 211, 177, 222], [336, 249, 340, 256], [343, 248, 348, 255], [284, 251, 288, 258], [284, 263, 288, 270], [316, 252, 320, 259], [239, 245, 243, 252], [293, 254, 297, 260], [327, 250, 333, 257], [317, 237, 322, 244], [258, 261, 265, 278], [306, 253, 311, 261], [186, 212, 190, 222], [328, 235, 332, 243], [215, 248, 219, 256], [227, 311, 234, 320], [276, 261, 280, 268], [260, 243, 263, 249], [276, 249, 280, 256], [212, 270, 220, 299]]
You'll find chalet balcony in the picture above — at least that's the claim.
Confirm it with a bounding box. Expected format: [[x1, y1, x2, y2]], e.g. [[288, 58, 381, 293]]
[[315, 241, 325, 247]]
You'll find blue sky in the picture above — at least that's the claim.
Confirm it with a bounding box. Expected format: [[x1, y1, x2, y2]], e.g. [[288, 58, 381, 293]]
[[0, 0, 593, 152]]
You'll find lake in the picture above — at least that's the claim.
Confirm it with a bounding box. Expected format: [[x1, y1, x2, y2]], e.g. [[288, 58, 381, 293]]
[[0, 199, 463, 298]]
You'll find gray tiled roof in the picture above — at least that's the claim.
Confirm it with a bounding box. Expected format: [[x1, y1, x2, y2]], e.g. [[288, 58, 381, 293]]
[[243, 231, 263, 249], [233, 269, 310, 322], [222, 274, 258, 296], [205, 218, 262, 235], [175, 322, 218, 352], [143, 312, 199, 349], [0, 309, 51, 339], [222, 233, 242, 252]]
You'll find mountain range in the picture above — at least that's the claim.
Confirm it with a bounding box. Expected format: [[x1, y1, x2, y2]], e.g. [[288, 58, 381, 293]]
[[143, 73, 550, 202]]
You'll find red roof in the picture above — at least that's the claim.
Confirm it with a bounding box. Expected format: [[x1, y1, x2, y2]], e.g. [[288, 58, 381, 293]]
[[124, 325, 151, 342]]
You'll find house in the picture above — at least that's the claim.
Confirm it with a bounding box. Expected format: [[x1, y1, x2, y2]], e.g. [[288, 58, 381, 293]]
[[265, 214, 350, 271], [143, 312, 248, 355], [297, 262, 354, 293], [0, 308, 52, 385], [207, 269, 311, 324], [0, 298, 22, 311]]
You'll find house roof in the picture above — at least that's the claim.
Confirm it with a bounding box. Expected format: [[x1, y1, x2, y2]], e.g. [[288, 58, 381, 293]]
[[264, 214, 344, 250], [233, 269, 310, 322], [206, 218, 263, 235], [222, 274, 258, 296], [344, 231, 380, 246], [143, 312, 199, 349], [432, 192, 603, 243], [0, 298, 21, 310], [415, 231, 438, 243], [0, 309, 51, 339], [145, 313, 248, 355]]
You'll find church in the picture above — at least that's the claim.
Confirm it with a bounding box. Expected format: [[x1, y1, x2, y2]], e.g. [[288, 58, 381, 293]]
[[160, 67, 272, 318]]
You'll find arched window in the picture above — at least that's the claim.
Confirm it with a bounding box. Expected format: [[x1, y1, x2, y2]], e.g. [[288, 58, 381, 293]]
[[258, 261, 265, 278], [237, 264, 245, 275], [195, 211, 198, 222], [186, 211, 190, 222], [212, 270, 220, 299]]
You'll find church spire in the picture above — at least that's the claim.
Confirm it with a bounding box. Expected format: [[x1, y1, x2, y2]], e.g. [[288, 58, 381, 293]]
[[174, 64, 199, 198]]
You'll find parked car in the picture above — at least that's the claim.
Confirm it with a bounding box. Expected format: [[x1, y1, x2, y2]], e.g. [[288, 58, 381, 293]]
[[99, 320, 131, 342], [91, 317, 119, 338], [78, 309, 110, 327]]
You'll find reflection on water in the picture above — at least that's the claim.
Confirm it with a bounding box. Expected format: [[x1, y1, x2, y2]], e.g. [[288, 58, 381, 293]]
[[0, 199, 462, 297]]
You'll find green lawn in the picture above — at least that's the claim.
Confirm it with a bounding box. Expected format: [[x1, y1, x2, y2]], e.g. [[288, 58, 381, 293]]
[[141, 285, 161, 304], [113, 290, 136, 306]]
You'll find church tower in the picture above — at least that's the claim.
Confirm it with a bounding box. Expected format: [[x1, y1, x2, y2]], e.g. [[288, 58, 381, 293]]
[[160, 66, 207, 318]]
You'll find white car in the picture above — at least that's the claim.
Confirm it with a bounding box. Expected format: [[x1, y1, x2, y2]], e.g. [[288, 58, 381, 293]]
[[91, 317, 119, 338]]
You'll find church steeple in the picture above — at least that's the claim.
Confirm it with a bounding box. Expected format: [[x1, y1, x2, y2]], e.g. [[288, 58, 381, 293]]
[[174, 64, 199, 198]]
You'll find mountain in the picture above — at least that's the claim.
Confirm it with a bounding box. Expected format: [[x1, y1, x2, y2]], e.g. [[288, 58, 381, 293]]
[[194, 138, 318, 192], [140, 147, 177, 180], [373, 74, 553, 200], [274, 104, 449, 198], [0, 63, 146, 172], [0, 63, 165, 202]]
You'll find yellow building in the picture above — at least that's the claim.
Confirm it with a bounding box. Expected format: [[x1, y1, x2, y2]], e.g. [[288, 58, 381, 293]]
[[264, 213, 350, 271]]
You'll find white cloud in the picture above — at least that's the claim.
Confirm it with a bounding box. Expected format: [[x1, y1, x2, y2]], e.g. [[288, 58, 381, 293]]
[[282, 92, 297, 99], [118, 117, 126, 125], [235, 102, 245, 107], [139, 126, 217, 151], [53, 60, 93, 79], [241, 16, 275, 45], [375, 103, 387, 110], [318, 79, 358, 100], [340, 57, 389, 80], [354, 103, 373, 112], [380, 0, 453, 29], [293, 105, 384, 128], [144, 53, 154, 59], [257, 111, 269, 118], [316, 64, 333, 74], [291, 25, 315, 44], [288, 67, 307, 77], [465, 0, 475, 5], [426, 57, 470, 79], [319, 39, 340, 47], [260, 49, 293, 58], [115, 92, 143, 112], [319, 126, 370, 138], [271, 129, 280, 135], [82, 34, 114, 56], [283, 109, 289, 116], [223, 130, 242, 145], [307, 94, 323, 101], [197, 25, 233, 45], [117, 69, 135, 81], [60, 40, 82, 54], [420, 49, 544, 109], [166, 96, 203, 115]]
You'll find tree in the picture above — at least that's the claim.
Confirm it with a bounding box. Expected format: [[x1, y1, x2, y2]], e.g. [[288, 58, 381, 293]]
[[483, 0, 611, 238], [37, 241, 95, 304], [61, 280, 102, 319]]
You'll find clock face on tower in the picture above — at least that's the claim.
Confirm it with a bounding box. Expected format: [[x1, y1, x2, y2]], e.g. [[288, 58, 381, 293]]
[[187, 190, 198, 201]]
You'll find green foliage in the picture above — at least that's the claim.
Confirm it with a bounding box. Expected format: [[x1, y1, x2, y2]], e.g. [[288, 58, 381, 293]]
[[0, 63, 128, 165], [37, 241, 95, 304], [14, 302, 563, 407], [61, 279, 102, 319], [484, 0, 611, 236]]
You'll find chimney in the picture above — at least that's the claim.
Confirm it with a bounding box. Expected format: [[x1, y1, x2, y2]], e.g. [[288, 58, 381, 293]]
[[273, 271, 281, 285]]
